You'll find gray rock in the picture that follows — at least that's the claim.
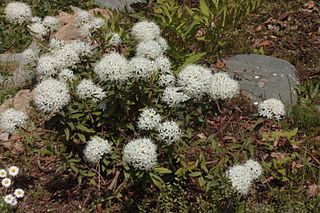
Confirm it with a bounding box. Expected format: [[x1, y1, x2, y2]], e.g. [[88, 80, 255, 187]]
[[0, 42, 38, 89], [94, 0, 146, 12], [223, 54, 299, 108]]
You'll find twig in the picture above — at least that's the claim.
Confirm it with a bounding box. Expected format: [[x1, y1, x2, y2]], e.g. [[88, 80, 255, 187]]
[[108, 171, 120, 191]]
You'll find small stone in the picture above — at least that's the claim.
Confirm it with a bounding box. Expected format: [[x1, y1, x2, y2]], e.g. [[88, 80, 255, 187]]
[[255, 75, 260, 79]]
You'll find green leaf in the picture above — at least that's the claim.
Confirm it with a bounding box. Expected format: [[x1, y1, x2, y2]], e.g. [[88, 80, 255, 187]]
[[69, 113, 85, 119], [154, 167, 172, 174], [189, 171, 202, 177], [198, 176, 206, 187], [180, 52, 207, 70], [64, 128, 70, 141], [76, 124, 95, 133], [150, 173, 164, 189], [200, 0, 210, 17], [77, 133, 86, 143], [70, 164, 78, 173]]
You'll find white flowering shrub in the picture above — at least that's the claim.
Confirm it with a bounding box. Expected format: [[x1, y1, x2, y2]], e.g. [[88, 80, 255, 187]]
[[0, 109, 28, 134], [178, 64, 213, 98], [226, 159, 263, 195], [4, 8, 246, 194], [83, 136, 112, 163], [258, 98, 286, 119], [123, 138, 158, 171], [33, 79, 70, 113], [208, 72, 240, 100], [4, 2, 32, 24]]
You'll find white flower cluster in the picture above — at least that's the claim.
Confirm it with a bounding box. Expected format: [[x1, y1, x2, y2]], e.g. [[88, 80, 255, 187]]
[[58, 69, 76, 82], [33, 79, 71, 113], [76, 79, 106, 102], [36, 40, 93, 77], [129, 57, 155, 80], [84, 136, 112, 163], [107, 33, 122, 46], [162, 87, 190, 107], [0, 108, 28, 134], [123, 138, 158, 170], [158, 73, 175, 87], [28, 16, 59, 39], [154, 56, 171, 73], [94, 52, 131, 83], [4, 2, 32, 24], [226, 159, 263, 195], [178, 64, 213, 98], [132, 21, 161, 42], [137, 108, 161, 130], [208, 72, 240, 100], [75, 9, 104, 37], [1, 166, 25, 206], [21, 47, 40, 67], [157, 120, 182, 145], [28, 22, 48, 39], [136, 40, 163, 60], [258, 98, 286, 120]]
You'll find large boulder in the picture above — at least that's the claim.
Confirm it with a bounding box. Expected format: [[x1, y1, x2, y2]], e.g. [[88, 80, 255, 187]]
[[222, 54, 300, 108]]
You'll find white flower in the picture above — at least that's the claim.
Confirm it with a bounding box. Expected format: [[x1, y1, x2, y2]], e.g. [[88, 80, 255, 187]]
[[37, 41, 93, 77], [14, 188, 25, 198], [76, 79, 106, 102], [244, 159, 263, 179], [36, 54, 59, 76], [108, 33, 122, 46], [123, 138, 158, 171], [52, 41, 93, 70], [0, 108, 28, 134], [154, 56, 171, 73], [11, 198, 18, 206], [31, 16, 42, 23], [208, 72, 239, 100], [4, 2, 32, 24], [162, 86, 190, 107], [157, 121, 182, 145], [178, 64, 213, 98], [136, 40, 163, 59], [137, 108, 161, 130], [28, 22, 48, 39], [226, 164, 253, 195], [84, 136, 112, 164], [94, 52, 131, 83], [91, 18, 104, 29], [33, 79, 70, 113], [258, 98, 285, 120], [49, 38, 66, 51], [3, 194, 15, 205], [0, 169, 7, 178], [76, 9, 91, 23], [21, 48, 39, 66], [157, 37, 169, 51], [131, 21, 160, 42], [75, 10, 104, 37], [2, 178, 12, 188], [58, 69, 76, 82], [42, 16, 60, 31], [129, 57, 155, 79], [158, 73, 176, 87], [226, 160, 263, 195], [8, 166, 19, 176]]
